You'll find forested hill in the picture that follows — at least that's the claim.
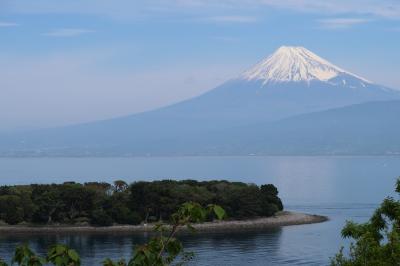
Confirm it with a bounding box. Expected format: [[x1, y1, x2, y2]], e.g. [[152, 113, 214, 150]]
[[0, 180, 283, 226], [1, 100, 399, 156]]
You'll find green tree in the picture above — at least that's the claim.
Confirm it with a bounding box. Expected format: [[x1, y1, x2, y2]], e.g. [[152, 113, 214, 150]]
[[260, 184, 283, 216], [31, 186, 63, 224], [90, 209, 113, 226], [0, 195, 24, 224], [331, 177, 400, 266], [58, 184, 97, 221], [0, 180, 282, 226]]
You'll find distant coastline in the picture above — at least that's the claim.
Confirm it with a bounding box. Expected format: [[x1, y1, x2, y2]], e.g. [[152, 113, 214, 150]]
[[0, 211, 327, 234]]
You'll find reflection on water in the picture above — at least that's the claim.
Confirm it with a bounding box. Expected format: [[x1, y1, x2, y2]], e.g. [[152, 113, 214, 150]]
[[185, 229, 283, 266], [0, 228, 284, 265], [0, 204, 379, 265], [0, 156, 399, 265], [264, 157, 337, 204]]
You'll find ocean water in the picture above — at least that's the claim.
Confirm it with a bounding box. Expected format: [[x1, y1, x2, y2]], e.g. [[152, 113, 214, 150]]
[[0, 156, 399, 265]]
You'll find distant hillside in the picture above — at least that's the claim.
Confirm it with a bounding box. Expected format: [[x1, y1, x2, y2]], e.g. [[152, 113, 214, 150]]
[[177, 100, 400, 155], [1, 100, 399, 156]]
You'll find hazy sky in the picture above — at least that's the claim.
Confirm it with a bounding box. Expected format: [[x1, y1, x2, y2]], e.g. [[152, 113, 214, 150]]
[[1, 0, 400, 130]]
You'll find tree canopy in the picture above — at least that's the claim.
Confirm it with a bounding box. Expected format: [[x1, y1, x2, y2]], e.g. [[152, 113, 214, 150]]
[[0, 180, 283, 226]]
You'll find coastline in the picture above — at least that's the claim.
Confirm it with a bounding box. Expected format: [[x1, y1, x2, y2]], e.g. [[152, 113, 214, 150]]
[[0, 211, 327, 234]]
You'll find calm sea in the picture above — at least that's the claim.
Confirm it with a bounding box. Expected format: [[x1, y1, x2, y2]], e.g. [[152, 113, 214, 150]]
[[0, 156, 399, 265]]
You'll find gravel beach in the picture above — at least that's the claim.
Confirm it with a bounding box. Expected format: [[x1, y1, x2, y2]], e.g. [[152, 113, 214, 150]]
[[0, 211, 327, 234]]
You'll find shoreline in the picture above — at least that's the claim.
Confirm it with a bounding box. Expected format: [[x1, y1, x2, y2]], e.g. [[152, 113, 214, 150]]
[[0, 211, 327, 234]]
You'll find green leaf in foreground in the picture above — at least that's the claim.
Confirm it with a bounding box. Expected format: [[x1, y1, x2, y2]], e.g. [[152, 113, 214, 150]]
[[102, 258, 127, 266], [47, 244, 81, 266], [0, 257, 8, 266], [331, 176, 400, 265], [9, 202, 226, 266], [12, 244, 45, 266]]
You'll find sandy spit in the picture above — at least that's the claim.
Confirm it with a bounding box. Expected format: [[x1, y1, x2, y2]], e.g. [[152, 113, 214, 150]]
[[0, 211, 328, 234]]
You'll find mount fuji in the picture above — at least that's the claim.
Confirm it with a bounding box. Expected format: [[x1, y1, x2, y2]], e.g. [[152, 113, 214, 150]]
[[1, 46, 400, 156], [242, 46, 370, 83]]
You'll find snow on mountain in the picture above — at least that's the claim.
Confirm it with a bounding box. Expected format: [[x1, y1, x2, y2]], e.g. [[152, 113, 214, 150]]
[[242, 46, 371, 84]]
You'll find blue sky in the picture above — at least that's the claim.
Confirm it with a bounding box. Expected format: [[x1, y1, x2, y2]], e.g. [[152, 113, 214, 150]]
[[1, 0, 400, 130]]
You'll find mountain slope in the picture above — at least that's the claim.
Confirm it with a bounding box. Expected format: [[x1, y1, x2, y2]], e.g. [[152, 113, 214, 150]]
[[194, 100, 400, 155], [1, 46, 399, 156], [103, 100, 399, 156], [4, 100, 398, 156]]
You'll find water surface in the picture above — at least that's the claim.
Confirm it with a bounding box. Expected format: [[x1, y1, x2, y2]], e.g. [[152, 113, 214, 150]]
[[0, 156, 399, 265]]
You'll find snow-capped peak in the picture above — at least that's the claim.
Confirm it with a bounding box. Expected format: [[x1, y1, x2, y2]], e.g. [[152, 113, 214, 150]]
[[242, 46, 370, 84]]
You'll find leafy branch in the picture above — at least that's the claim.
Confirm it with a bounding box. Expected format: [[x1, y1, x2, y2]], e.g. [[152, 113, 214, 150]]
[[331, 177, 400, 266]]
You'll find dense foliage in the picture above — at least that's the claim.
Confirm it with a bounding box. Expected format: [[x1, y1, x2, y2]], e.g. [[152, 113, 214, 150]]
[[0, 180, 282, 226], [331, 177, 400, 266], [0, 202, 225, 266]]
